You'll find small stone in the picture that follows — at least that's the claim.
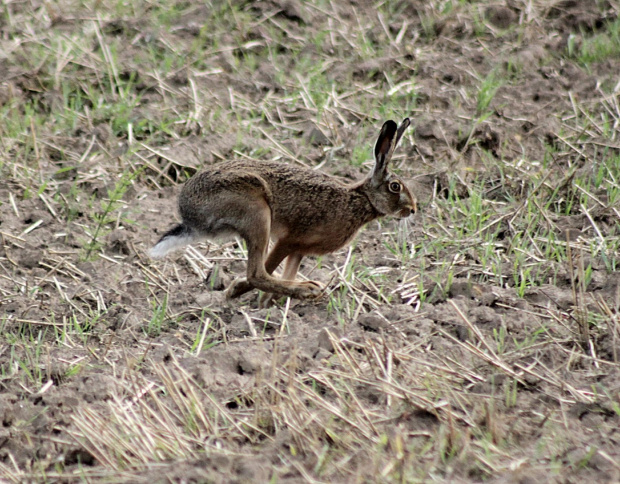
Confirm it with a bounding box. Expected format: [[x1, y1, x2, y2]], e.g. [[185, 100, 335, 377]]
[[237, 354, 262, 375], [205, 265, 231, 291], [304, 125, 330, 146], [449, 281, 474, 299], [485, 6, 517, 29], [106, 230, 131, 255], [19, 249, 42, 269], [317, 327, 342, 352], [358, 313, 389, 332], [314, 347, 333, 361]]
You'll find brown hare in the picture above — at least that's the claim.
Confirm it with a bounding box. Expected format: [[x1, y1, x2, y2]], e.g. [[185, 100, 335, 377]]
[[149, 118, 416, 301]]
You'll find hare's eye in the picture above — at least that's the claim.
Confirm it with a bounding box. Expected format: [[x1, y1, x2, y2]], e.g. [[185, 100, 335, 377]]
[[389, 181, 401, 193]]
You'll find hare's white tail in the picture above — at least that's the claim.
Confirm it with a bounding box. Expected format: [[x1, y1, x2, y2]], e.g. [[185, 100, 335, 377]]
[[149, 223, 196, 258]]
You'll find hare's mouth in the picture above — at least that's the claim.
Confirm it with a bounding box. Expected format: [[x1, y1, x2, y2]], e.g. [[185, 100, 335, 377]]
[[395, 205, 416, 219]]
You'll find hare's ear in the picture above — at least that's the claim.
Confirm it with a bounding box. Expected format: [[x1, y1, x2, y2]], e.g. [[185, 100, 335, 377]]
[[372, 118, 410, 183], [394, 118, 410, 149]]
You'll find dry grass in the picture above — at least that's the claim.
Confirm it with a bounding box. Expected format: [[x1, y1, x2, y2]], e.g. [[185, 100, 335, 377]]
[[1, 0, 620, 482]]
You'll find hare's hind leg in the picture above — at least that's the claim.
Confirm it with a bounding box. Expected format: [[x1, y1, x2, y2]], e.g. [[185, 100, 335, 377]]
[[226, 201, 322, 300], [225, 240, 290, 299], [258, 253, 309, 307]]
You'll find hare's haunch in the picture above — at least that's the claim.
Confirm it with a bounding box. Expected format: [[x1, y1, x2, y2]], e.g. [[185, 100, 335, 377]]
[[150, 118, 416, 301]]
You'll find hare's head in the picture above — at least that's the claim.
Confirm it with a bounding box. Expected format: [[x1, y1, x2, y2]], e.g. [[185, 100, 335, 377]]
[[363, 118, 416, 219]]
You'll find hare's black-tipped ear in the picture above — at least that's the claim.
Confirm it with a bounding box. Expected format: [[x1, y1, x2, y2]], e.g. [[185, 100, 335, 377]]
[[374, 120, 398, 163], [372, 118, 409, 182], [394, 118, 410, 148], [372, 120, 397, 182]]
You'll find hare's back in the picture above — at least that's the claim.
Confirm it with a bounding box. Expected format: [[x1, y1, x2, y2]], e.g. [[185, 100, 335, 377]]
[[243, 160, 359, 212], [224, 159, 342, 187]]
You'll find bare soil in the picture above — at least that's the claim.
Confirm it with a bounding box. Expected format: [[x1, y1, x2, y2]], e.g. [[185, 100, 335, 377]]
[[1, 0, 620, 482]]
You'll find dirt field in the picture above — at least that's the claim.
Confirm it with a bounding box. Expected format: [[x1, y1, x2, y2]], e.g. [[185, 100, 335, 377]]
[[1, 0, 620, 482]]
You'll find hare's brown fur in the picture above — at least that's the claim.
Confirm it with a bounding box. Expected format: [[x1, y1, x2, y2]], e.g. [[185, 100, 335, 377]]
[[150, 118, 416, 301]]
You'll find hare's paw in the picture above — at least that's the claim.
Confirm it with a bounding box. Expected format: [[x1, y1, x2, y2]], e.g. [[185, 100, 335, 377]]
[[226, 279, 253, 299], [299, 280, 324, 299]]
